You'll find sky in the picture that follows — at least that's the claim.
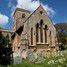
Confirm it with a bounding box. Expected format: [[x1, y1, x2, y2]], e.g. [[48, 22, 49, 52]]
[[0, 0, 67, 29]]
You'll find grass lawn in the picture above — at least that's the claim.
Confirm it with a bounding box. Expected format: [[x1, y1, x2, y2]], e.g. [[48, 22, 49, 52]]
[[0, 50, 67, 67]]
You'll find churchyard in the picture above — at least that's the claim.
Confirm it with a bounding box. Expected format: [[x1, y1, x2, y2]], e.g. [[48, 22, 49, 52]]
[[0, 50, 67, 67]]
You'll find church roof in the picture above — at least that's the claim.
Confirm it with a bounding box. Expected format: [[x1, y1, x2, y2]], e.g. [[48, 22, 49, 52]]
[[14, 5, 56, 33], [13, 8, 30, 17]]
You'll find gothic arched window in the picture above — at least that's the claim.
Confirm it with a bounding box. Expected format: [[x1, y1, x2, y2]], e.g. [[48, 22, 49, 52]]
[[22, 14, 25, 18], [40, 11, 43, 14], [40, 19, 43, 43], [45, 25, 48, 43], [31, 28, 33, 45], [36, 23, 39, 42], [50, 31, 52, 45]]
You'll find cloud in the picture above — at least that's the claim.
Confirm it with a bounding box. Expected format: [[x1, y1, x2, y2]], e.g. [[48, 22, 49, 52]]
[[8, 1, 12, 8], [42, 4, 56, 17], [16, 0, 40, 11], [0, 13, 9, 26], [17, 0, 31, 10], [16, 0, 55, 16], [11, 5, 16, 16], [8, 1, 16, 17], [8, 0, 56, 17], [30, 1, 40, 12]]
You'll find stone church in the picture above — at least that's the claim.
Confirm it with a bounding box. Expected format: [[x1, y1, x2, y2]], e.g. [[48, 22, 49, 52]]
[[11, 5, 58, 58]]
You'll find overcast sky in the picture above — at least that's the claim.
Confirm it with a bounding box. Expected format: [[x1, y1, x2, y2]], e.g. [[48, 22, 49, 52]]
[[0, 0, 67, 29]]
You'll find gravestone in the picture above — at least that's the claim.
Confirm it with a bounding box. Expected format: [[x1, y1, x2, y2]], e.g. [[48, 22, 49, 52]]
[[14, 56, 22, 64], [27, 50, 35, 63]]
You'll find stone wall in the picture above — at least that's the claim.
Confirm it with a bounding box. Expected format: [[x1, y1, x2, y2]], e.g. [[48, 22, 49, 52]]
[[12, 8, 30, 31], [23, 5, 57, 47], [12, 5, 58, 58]]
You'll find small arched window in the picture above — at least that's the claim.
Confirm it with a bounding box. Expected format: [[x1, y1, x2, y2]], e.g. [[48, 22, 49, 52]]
[[45, 25, 48, 43], [50, 31, 52, 45], [45, 25, 48, 29], [31, 28, 33, 45], [22, 14, 25, 18], [40, 11, 43, 14], [36, 23, 39, 42], [40, 19, 43, 43]]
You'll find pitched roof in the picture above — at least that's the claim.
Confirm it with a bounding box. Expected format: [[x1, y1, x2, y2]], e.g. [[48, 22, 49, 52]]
[[15, 5, 56, 32], [13, 8, 30, 17]]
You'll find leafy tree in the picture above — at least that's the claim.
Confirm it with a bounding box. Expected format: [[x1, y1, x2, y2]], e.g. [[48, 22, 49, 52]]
[[0, 32, 9, 47], [0, 32, 13, 65], [54, 23, 67, 50]]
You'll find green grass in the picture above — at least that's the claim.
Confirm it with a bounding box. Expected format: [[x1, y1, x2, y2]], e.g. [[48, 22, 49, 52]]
[[10, 59, 67, 67], [1, 50, 67, 67]]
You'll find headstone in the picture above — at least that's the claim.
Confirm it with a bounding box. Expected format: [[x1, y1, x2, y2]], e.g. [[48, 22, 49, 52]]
[[27, 50, 35, 63], [14, 56, 22, 64]]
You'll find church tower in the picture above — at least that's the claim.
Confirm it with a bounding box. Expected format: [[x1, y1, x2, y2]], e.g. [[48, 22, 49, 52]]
[[12, 8, 30, 31]]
